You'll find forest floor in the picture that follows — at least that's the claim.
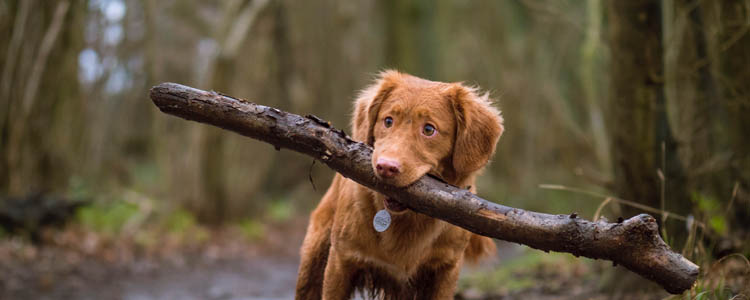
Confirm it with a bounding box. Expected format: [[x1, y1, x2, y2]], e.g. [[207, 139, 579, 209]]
[[0, 216, 745, 300]]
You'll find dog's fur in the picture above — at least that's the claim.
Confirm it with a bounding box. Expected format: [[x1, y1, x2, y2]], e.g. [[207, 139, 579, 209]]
[[295, 70, 504, 299]]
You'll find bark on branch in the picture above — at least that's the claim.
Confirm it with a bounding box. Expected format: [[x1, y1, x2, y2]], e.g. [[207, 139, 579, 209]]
[[149, 82, 699, 294]]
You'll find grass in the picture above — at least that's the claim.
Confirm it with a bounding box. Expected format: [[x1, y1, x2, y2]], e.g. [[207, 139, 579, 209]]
[[75, 200, 140, 235], [667, 184, 747, 300], [458, 248, 592, 296], [237, 218, 266, 241], [266, 200, 294, 223], [163, 209, 198, 233], [538, 182, 749, 299], [666, 253, 750, 300]]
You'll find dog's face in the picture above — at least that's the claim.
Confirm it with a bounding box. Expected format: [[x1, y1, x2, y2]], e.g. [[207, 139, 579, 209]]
[[369, 79, 457, 187], [352, 71, 503, 209]]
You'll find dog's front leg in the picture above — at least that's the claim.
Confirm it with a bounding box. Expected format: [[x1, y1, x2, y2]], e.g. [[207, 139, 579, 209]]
[[321, 247, 355, 300], [417, 261, 462, 300], [295, 226, 331, 299]]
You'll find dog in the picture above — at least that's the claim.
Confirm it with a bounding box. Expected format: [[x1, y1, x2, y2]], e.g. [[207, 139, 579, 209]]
[[295, 70, 504, 299]]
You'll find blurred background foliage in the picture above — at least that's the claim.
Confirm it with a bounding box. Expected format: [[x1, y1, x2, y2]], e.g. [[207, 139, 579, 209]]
[[0, 0, 749, 298]]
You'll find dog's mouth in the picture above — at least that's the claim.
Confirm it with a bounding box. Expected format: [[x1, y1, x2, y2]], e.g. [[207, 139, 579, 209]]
[[384, 197, 407, 212]]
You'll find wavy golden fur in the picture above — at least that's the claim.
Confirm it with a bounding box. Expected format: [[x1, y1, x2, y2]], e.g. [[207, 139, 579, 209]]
[[296, 70, 504, 299]]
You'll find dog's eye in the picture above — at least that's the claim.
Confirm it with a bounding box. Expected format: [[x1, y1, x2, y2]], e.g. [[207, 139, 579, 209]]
[[384, 117, 393, 128], [422, 124, 436, 136]]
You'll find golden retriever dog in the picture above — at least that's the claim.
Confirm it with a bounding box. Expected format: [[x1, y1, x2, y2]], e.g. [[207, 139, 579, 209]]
[[295, 70, 504, 299]]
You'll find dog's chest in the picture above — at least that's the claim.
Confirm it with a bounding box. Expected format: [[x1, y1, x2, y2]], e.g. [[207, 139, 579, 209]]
[[349, 214, 448, 279], [335, 186, 460, 280]]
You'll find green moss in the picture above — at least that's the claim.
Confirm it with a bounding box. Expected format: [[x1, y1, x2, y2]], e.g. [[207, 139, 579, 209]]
[[266, 200, 293, 222], [693, 192, 720, 213], [459, 249, 584, 294], [238, 218, 265, 241], [134, 230, 158, 249], [164, 209, 197, 233], [692, 192, 729, 236], [709, 216, 727, 236], [75, 200, 140, 234]]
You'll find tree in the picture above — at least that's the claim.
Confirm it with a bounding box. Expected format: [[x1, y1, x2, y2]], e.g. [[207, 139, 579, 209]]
[[607, 0, 689, 240], [0, 0, 85, 195]]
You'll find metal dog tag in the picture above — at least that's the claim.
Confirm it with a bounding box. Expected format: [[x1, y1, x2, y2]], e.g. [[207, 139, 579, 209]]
[[373, 209, 391, 232]]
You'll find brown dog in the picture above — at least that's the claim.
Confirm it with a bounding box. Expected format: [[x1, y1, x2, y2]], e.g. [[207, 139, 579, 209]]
[[295, 70, 504, 299]]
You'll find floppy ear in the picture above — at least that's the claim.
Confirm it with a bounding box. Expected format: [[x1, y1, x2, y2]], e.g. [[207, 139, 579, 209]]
[[447, 84, 504, 175], [351, 70, 400, 145]]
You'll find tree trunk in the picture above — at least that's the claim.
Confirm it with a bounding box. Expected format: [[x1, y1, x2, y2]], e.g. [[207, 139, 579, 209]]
[[0, 0, 84, 195], [607, 0, 688, 239], [383, 0, 438, 78], [709, 0, 750, 246]]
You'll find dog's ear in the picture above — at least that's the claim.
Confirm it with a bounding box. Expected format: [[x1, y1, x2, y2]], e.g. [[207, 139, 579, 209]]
[[352, 70, 400, 145], [447, 84, 504, 175]]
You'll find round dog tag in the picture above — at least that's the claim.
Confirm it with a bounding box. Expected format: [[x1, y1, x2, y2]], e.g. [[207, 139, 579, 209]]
[[373, 209, 391, 232]]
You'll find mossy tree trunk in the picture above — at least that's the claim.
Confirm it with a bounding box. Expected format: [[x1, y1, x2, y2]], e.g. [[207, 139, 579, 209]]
[[709, 0, 750, 245], [607, 0, 688, 241], [383, 0, 438, 79], [0, 0, 85, 195], [664, 0, 750, 254]]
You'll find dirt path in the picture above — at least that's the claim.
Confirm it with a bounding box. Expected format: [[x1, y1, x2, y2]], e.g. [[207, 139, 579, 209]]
[[80, 258, 298, 300], [1, 247, 299, 300], [0, 220, 309, 300]]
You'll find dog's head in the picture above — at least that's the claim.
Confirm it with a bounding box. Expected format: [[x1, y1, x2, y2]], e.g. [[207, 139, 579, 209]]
[[352, 70, 503, 193]]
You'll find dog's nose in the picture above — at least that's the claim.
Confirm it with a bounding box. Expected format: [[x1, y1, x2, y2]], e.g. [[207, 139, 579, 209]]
[[376, 158, 401, 178]]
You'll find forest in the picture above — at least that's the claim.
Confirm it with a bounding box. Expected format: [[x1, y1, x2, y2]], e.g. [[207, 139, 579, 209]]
[[0, 0, 748, 299]]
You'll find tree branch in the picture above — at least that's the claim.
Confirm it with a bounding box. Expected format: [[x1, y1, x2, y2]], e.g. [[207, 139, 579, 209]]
[[149, 82, 699, 294]]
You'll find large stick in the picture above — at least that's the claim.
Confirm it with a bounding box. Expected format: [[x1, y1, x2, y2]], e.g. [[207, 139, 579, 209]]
[[149, 82, 699, 294]]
